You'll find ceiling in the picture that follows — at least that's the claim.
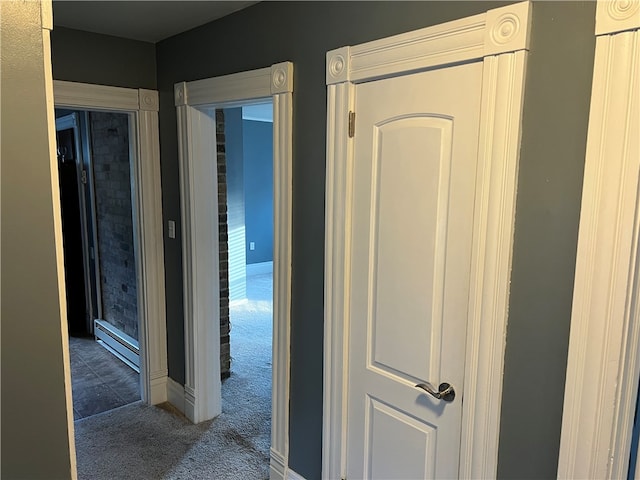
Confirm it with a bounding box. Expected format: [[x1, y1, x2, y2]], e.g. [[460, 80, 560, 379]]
[[52, 1, 259, 43]]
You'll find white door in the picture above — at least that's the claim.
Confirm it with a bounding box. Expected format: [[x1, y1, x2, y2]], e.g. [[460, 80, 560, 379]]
[[346, 60, 483, 479]]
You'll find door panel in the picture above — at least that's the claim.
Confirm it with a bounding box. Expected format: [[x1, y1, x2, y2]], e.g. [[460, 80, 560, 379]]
[[367, 398, 437, 480], [347, 61, 483, 479], [371, 116, 453, 384]]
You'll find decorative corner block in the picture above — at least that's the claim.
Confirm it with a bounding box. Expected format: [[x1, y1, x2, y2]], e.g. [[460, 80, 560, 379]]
[[484, 1, 532, 56], [271, 62, 294, 94], [174, 82, 187, 106], [596, 0, 640, 36], [139, 89, 159, 112], [326, 47, 351, 85]]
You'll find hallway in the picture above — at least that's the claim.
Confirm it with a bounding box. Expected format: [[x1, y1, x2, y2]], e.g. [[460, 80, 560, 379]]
[[71, 269, 272, 479]]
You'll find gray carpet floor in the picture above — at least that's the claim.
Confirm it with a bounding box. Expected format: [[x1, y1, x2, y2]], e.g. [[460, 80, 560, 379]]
[[74, 272, 273, 479]]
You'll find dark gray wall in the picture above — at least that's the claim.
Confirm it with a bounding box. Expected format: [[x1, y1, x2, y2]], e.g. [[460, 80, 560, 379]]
[[498, 2, 596, 478], [243, 119, 274, 265], [51, 26, 157, 89]]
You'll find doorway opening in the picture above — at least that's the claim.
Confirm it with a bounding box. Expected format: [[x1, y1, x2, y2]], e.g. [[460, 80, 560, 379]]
[[175, 63, 293, 476], [55, 108, 141, 420], [217, 103, 274, 465]]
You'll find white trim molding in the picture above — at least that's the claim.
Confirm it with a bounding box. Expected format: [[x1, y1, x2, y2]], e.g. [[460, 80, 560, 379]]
[[53, 80, 168, 406], [558, 1, 640, 478], [54, 81, 140, 112], [269, 449, 307, 480], [286, 469, 307, 480], [167, 377, 186, 414], [596, 0, 640, 35], [271, 84, 293, 471], [177, 102, 221, 423], [323, 3, 531, 479], [270, 449, 287, 480], [175, 62, 293, 477]]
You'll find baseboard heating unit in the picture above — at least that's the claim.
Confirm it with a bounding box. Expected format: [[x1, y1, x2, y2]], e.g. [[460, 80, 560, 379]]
[[94, 319, 140, 372]]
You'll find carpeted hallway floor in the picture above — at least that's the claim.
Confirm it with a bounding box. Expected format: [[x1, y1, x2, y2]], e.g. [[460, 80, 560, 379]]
[[74, 271, 273, 479]]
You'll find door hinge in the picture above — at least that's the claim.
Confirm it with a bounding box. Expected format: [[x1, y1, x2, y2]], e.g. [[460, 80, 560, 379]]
[[81, 169, 88, 184], [348, 111, 356, 138]]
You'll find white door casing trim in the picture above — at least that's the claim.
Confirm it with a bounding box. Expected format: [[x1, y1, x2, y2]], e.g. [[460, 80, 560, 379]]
[[286, 469, 307, 480], [557, 1, 640, 478], [175, 62, 293, 476], [53, 80, 169, 405], [166, 376, 186, 414], [322, 2, 531, 479]]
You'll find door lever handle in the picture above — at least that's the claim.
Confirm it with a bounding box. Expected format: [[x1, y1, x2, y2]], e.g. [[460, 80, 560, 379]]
[[415, 382, 456, 402]]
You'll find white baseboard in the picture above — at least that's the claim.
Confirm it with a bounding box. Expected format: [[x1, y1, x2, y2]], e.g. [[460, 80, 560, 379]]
[[269, 449, 305, 480], [149, 373, 168, 405], [246, 260, 273, 276], [166, 377, 185, 412], [183, 385, 196, 423], [94, 319, 140, 371], [270, 449, 287, 480], [287, 469, 306, 480]]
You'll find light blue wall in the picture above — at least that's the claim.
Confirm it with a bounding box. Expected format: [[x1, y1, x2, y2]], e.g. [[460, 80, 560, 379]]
[[243, 119, 273, 265], [224, 108, 246, 302], [224, 112, 273, 298]]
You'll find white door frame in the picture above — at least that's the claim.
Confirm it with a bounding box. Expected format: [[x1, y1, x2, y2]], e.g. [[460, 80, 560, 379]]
[[54, 80, 169, 405], [174, 63, 293, 480], [557, 1, 640, 478], [323, 3, 531, 478]]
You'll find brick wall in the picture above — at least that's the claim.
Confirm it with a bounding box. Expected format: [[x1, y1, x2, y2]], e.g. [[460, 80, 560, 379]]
[[90, 112, 138, 340], [216, 109, 231, 379]]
